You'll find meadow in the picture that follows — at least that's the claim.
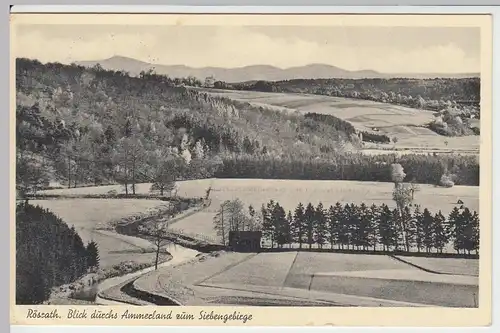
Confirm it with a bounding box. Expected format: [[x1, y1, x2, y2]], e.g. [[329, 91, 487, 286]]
[[199, 88, 479, 153], [42, 179, 479, 243]]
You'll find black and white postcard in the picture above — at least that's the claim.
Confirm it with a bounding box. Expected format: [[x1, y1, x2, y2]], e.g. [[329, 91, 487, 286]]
[[10, 12, 493, 327]]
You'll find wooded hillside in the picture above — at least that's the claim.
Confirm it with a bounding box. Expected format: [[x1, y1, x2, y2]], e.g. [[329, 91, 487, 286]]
[[16, 202, 99, 304], [16, 58, 480, 194]]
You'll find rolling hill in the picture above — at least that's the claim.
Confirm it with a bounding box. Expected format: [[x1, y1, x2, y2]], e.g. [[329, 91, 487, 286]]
[[75, 56, 479, 83], [16, 58, 480, 189]]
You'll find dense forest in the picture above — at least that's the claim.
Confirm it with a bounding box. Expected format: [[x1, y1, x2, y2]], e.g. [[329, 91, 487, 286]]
[[16, 202, 100, 304], [16, 58, 480, 196], [214, 198, 479, 256], [216, 153, 479, 186]]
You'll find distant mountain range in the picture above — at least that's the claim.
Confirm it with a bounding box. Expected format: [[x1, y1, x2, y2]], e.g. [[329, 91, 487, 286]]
[[75, 56, 480, 82]]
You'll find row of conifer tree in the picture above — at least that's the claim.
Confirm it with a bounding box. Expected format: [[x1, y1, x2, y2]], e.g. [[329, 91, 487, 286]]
[[259, 200, 479, 255], [16, 202, 100, 304]]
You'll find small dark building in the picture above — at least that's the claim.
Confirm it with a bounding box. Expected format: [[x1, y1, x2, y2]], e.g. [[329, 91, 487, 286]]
[[228, 231, 262, 252]]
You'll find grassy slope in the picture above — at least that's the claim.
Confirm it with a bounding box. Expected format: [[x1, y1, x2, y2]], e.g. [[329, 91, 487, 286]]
[[198, 89, 479, 152]]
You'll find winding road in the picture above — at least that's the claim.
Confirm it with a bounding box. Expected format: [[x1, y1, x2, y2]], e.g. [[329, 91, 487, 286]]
[[95, 243, 199, 305]]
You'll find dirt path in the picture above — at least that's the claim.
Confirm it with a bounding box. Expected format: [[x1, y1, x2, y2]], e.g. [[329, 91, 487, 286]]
[[95, 243, 199, 305]]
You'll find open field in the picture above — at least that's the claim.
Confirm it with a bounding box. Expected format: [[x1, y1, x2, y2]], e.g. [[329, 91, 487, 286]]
[[37, 181, 480, 307], [198, 88, 479, 154], [42, 179, 479, 243], [134, 251, 479, 307], [29, 199, 170, 268]]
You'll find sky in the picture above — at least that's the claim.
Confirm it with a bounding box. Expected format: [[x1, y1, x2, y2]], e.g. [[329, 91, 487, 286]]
[[14, 24, 481, 73]]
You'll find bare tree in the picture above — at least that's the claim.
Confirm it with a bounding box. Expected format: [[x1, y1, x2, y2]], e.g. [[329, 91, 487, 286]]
[[225, 199, 247, 232], [114, 137, 144, 195], [151, 220, 170, 270], [213, 201, 228, 246], [390, 163, 412, 251], [409, 180, 420, 201], [393, 184, 413, 213], [213, 199, 249, 246], [392, 184, 413, 252], [205, 186, 212, 200]]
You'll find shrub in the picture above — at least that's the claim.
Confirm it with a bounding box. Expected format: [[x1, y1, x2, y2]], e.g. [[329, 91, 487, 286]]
[[439, 174, 455, 188]]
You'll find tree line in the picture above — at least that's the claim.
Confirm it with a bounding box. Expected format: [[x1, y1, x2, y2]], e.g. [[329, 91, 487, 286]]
[[216, 153, 479, 186], [214, 199, 479, 256], [259, 200, 479, 255], [16, 202, 100, 304]]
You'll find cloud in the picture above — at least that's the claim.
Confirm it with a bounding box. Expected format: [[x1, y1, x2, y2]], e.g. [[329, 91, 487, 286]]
[[14, 25, 480, 73]]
